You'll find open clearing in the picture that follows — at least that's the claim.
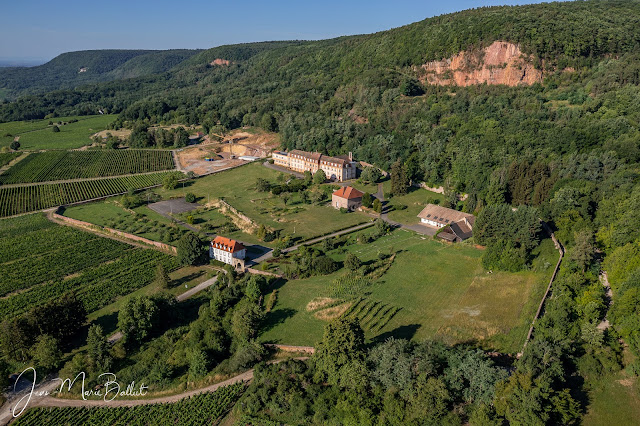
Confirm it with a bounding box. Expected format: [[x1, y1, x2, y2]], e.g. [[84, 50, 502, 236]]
[[583, 366, 640, 426], [259, 229, 555, 353], [0, 115, 117, 150]]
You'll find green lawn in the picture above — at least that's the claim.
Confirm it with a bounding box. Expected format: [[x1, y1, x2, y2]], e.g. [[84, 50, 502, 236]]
[[583, 370, 640, 426], [155, 162, 371, 242], [0, 114, 117, 150], [259, 229, 555, 353], [346, 179, 445, 225], [64, 200, 187, 245]]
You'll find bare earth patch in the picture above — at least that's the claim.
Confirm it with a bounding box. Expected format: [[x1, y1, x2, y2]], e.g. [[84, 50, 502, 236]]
[[314, 302, 353, 321], [306, 297, 339, 312]]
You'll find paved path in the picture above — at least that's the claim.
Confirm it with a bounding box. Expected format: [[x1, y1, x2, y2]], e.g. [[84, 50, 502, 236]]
[[107, 275, 220, 344], [250, 221, 375, 264], [597, 271, 613, 331], [1, 357, 309, 424]]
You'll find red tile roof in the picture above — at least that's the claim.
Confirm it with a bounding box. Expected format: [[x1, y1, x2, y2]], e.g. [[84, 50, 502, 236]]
[[332, 186, 364, 200], [211, 236, 246, 253]]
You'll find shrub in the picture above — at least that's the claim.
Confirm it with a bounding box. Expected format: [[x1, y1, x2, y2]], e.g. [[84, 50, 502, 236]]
[[185, 192, 196, 203]]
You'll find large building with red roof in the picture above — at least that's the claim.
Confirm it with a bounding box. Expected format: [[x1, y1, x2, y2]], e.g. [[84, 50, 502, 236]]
[[210, 236, 247, 268], [332, 186, 364, 211]]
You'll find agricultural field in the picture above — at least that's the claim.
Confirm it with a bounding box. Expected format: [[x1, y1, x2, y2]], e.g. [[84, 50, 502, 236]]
[[154, 162, 370, 241], [0, 151, 20, 167], [64, 200, 190, 245], [13, 383, 245, 426], [0, 171, 183, 217], [0, 213, 178, 320], [0, 114, 117, 150], [0, 150, 175, 184], [260, 229, 556, 353]]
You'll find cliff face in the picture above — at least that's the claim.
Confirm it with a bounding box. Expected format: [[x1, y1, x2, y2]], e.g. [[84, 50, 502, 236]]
[[420, 41, 543, 87], [210, 58, 230, 66]]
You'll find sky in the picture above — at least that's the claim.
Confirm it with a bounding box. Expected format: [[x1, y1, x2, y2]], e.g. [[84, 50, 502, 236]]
[[1, 0, 556, 62]]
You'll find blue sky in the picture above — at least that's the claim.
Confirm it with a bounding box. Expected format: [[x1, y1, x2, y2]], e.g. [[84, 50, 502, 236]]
[[2, 0, 555, 61]]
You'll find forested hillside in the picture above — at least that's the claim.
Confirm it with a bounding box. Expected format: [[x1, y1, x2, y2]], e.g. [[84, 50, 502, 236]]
[[0, 49, 200, 99], [2, 1, 640, 423]]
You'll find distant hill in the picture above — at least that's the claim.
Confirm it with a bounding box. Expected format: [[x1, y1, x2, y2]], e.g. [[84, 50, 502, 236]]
[[0, 49, 201, 99]]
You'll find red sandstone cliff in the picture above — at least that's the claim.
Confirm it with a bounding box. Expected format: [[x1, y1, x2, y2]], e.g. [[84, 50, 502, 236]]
[[420, 41, 543, 87]]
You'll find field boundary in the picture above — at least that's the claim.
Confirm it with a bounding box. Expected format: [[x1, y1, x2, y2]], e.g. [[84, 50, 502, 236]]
[[50, 209, 177, 255], [519, 223, 564, 356]]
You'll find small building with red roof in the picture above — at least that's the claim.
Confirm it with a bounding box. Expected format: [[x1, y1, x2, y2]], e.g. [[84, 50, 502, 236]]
[[332, 186, 364, 211], [210, 236, 247, 269]]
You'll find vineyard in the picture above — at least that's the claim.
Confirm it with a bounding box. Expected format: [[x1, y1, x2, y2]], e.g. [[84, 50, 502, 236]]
[[0, 214, 178, 320], [342, 298, 400, 333], [0, 150, 175, 184], [0, 151, 20, 167], [0, 171, 183, 217], [13, 383, 246, 426]]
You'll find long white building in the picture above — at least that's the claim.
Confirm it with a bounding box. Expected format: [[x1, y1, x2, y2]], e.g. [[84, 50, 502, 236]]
[[272, 149, 357, 181]]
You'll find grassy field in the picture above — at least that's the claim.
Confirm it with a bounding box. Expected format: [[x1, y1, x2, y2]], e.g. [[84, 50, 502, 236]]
[[259, 229, 555, 353], [0, 115, 117, 150], [154, 162, 370, 242], [63, 200, 187, 245], [347, 179, 445, 225], [583, 368, 640, 425], [0, 150, 175, 184], [0, 152, 20, 167]]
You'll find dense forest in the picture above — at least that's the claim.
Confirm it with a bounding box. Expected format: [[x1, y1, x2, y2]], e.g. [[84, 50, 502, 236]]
[[0, 49, 201, 100], [2, 0, 640, 423]]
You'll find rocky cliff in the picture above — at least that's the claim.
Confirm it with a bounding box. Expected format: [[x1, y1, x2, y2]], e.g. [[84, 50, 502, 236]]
[[420, 41, 543, 87]]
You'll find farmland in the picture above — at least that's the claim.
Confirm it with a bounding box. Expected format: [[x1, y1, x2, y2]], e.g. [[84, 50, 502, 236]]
[[0, 150, 175, 184], [13, 383, 245, 426], [0, 152, 20, 167], [0, 115, 117, 150], [0, 213, 178, 320], [0, 171, 183, 217], [259, 229, 555, 353]]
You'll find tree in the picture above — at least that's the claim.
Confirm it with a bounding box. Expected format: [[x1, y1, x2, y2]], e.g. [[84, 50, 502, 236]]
[[361, 167, 382, 184], [9, 141, 20, 151], [255, 178, 271, 192], [52, 125, 60, 133], [400, 79, 424, 96], [117, 296, 158, 344], [300, 190, 309, 204], [260, 113, 277, 132], [282, 192, 290, 205], [177, 232, 203, 266], [362, 192, 373, 208], [185, 192, 196, 203], [570, 229, 595, 272], [173, 127, 189, 148], [345, 253, 362, 271], [373, 198, 382, 213], [313, 169, 327, 184], [87, 324, 112, 372], [163, 174, 179, 190], [154, 263, 170, 289], [391, 160, 409, 196], [303, 170, 313, 186], [313, 316, 366, 387], [188, 349, 209, 380], [0, 358, 10, 389], [32, 335, 61, 372]]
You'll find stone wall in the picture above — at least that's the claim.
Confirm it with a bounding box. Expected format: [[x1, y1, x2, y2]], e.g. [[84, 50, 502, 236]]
[[53, 211, 177, 254]]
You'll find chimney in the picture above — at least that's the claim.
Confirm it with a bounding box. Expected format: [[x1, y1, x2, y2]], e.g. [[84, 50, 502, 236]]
[[348, 152, 353, 161]]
